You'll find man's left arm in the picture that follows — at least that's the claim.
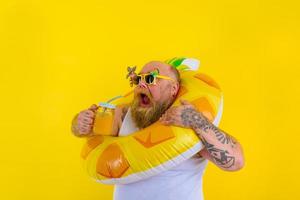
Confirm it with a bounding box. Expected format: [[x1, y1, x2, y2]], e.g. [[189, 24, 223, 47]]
[[160, 100, 245, 171]]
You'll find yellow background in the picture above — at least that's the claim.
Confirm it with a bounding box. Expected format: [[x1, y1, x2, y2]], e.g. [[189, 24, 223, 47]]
[[1, 0, 299, 199]]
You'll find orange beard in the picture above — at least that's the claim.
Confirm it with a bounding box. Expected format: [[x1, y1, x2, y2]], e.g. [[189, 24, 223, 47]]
[[130, 96, 171, 129]]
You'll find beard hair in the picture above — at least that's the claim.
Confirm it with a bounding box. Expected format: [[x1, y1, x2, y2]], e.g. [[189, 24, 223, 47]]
[[130, 98, 171, 129]]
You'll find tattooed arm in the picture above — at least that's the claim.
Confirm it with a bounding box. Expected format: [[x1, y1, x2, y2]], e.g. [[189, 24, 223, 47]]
[[159, 100, 244, 171]]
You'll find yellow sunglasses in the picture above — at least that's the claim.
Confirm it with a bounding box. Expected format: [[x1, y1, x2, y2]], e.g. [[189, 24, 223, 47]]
[[136, 70, 176, 85]]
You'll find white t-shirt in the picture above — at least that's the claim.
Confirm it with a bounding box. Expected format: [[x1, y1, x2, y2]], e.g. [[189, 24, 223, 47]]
[[113, 108, 208, 200]]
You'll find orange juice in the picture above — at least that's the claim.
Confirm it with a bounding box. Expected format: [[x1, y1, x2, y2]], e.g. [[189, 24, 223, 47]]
[[93, 107, 114, 135]]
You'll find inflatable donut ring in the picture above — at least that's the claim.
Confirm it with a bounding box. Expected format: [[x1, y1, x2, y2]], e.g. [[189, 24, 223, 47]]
[[80, 58, 223, 184]]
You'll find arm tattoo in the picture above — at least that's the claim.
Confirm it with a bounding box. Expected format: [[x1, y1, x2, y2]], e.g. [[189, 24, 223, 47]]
[[181, 108, 211, 131], [181, 107, 237, 147], [201, 137, 235, 168]]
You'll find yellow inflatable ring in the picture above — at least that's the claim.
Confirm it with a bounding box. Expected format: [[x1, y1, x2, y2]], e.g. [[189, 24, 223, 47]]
[[81, 59, 223, 184]]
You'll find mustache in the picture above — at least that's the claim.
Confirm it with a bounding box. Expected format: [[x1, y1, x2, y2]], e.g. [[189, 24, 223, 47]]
[[134, 87, 153, 100]]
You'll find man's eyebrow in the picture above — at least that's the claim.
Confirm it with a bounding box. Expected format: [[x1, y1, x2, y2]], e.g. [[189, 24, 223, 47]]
[[138, 67, 160, 75]]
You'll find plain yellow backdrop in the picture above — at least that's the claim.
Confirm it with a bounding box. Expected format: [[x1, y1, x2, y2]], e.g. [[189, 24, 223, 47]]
[[0, 0, 299, 199]]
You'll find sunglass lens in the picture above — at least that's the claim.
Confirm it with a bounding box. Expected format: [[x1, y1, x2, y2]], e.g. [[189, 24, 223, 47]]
[[145, 74, 155, 84]]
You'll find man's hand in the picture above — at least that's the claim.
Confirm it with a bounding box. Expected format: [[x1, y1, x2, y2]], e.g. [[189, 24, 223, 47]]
[[159, 99, 199, 129], [72, 104, 98, 137]]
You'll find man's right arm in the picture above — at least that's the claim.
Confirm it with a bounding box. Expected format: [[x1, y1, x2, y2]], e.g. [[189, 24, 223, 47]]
[[71, 104, 99, 138], [71, 104, 129, 138], [111, 104, 129, 136], [71, 113, 80, 136]]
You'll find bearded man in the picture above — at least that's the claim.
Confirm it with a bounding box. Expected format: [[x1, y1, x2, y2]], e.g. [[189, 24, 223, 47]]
[[71, 60, 244, 200]]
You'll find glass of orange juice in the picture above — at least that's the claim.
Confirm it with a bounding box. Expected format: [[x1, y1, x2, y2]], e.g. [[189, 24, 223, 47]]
[[93, 105, 115, 136]]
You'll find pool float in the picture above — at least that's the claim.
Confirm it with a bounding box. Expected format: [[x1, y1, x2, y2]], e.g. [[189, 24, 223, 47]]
[[80, 57, 223, 184]]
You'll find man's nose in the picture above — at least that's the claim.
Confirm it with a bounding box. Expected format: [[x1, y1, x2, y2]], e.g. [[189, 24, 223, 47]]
[[138, 80, 147, 89]]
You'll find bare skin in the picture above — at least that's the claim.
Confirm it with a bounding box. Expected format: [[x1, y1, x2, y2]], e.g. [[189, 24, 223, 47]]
[[71, 104, 98, 137], [159, 100, 244, 171], [71, 104, 128, 137], [71, 61, 244, 171]]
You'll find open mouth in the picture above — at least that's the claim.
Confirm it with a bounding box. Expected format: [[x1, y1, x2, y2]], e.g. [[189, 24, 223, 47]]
[[139, 92, 151, 107]]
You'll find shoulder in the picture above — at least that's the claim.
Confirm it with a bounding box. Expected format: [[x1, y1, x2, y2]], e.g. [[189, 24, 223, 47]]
[[116, 104, 130, 121]]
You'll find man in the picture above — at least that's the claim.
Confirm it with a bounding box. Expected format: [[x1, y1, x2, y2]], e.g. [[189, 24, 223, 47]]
[[72, 60, 245, 200]]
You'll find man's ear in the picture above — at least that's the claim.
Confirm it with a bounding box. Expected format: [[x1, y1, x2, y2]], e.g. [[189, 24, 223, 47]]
[[171, 82, 180, 98]]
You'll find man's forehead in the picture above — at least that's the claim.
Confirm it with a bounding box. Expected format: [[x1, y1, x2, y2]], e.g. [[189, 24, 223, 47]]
[[139, 61, 171, 74]]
